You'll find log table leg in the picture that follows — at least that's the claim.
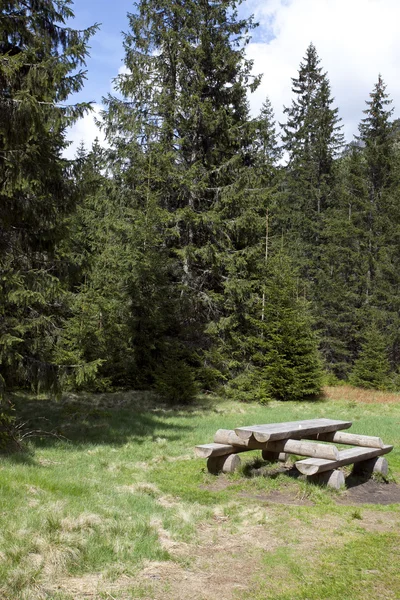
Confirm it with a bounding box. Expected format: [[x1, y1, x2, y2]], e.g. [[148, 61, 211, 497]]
[[352, 456, 388, 477], [307, 469, 345, 490], [207, 454, 241, 474], [262, 450, 287, 463]]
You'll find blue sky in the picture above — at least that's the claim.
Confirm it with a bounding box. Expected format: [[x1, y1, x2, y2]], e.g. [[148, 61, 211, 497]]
[[67, 0, 275, 106], [65, 0, 400, 158], [66, 0, 134, 105]]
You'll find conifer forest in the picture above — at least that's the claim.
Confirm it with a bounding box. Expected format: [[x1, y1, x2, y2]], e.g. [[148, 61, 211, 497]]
[[2, 0, 400, 415]]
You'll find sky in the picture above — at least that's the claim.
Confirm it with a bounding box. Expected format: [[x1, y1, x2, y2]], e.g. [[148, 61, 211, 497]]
[[64, 0, 400, 159]]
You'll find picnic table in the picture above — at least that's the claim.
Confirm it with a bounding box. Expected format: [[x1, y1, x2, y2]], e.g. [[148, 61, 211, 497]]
[[195, 418, 393, 489]]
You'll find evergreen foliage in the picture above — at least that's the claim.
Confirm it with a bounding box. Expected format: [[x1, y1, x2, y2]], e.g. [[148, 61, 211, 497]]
[[278, 44, 346, 377], [280, 43, 344, 257], [102, 0, 263, 397], [55, 140, 132, 390], [349, 324, 391, 390], [2, 0, 400, 408], [260, 260, 323, 401], [224, 251, 323, 402], [358, 75, 394, 195], [0, 1, 98, 396]]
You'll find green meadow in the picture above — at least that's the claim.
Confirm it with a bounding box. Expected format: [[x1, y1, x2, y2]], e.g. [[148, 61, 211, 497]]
[[0, 390, 399, 599]]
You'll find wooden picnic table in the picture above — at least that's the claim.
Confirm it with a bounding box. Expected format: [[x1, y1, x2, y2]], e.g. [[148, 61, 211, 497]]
[[195, 418, 393, 489], [234, 417, 352, 442]]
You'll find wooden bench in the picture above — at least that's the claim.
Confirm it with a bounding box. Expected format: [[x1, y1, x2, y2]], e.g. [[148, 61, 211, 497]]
[[195, 418, 393, 489]]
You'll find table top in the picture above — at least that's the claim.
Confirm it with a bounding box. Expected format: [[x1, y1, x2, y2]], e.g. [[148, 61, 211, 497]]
[[235, 418, 352, 443]]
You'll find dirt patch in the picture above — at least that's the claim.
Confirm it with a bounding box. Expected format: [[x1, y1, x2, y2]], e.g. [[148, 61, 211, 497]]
[[239, 490, 314, 506], [138, 519, 281, 600], [200, 475, 236, 492], [353, 509, 400, 533], [47, 573, 105, 598], [203, 469, 400, 506], [336, 479, 400, 505], [158, 494, 180, 508]]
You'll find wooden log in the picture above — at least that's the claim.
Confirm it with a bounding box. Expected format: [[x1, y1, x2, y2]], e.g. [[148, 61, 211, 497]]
[[352, 456, 388, 476], [235, 419, 352, 443], [195, 443, 246, 458], [309, 431, 384, 449], [262, 450, 287, 462], [214, 429, 266, 449], [207, 454, 241, 474], [307, 469, 345, 490], [266, 439, 339, 460], [214, 429, 339, 459], [295, 444, 393, 476]]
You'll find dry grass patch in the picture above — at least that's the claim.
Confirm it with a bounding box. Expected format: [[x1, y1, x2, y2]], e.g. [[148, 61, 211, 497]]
[[324, 385, 400, 404], [60, 513, 103, 532]]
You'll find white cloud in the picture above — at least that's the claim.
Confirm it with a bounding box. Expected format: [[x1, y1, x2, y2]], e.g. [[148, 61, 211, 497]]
[[63, 103, 107, 160], [246, 0, 400, 141], [63, 66, 130, 159], [65, 0, 400, 157]]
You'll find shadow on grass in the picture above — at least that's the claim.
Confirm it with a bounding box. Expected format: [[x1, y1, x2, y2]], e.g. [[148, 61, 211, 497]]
[[241, 457, 302, 480], [3, 390, 217, 452], [344, 472, 391, 488]]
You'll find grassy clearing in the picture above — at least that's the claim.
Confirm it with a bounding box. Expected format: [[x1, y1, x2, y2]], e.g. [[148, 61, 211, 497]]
[[0, 389, 399, 599]]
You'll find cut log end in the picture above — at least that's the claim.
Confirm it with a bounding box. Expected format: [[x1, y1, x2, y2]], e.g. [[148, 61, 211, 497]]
[[207, 454, 241, 475], [195, 443, 236, 459], [253, 432, 271, 443], [307, 469, 345, 490], [352, 456, 388, 477]]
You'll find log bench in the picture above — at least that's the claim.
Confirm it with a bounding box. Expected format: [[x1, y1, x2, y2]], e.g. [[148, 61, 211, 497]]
[[195, 418, 393, 489]]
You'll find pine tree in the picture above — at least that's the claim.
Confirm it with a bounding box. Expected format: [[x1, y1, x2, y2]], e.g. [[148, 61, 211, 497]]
[[352, 77, 400, 372], [280, 43, 343, 285], [319, 77, 399, 381], [261, 269, 323, 401], [0, 1, 98, 396], [102, 0, 262, 393], [317, 146, 370, 377], [279, 44, 350, 378], [225, 251, 323, 402], [355, 75, 395, 305], [349, 324, 390, 390], [358, 75, 394, 196], [211, 98, 283, 392], [55, 140, 134, 390]]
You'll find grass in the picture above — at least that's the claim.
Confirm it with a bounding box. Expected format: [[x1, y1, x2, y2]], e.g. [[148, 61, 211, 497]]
[[0, 388, 399, 599], [324, 384, 400, 404]]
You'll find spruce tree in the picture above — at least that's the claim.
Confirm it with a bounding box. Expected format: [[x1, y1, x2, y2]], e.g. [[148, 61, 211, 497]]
[[103, 0, 262, 393], [0, 1, 98, 396], [358, 75, 394, 197], [355, 75, 395, 306], [351, 77, 399, 372], [317, 146, 370, 377], [279, 44, 349, 378], [280, 43, 343, 285], [319, 77, 399, 381], [212, 98, 283, 393], [349, 324, 390, 390], [226, 251, 323, 402], [260, 255, 323, 401], [55, 140, 135, 390]]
